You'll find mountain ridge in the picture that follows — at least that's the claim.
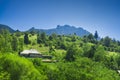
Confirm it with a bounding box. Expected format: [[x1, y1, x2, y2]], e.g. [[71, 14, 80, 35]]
[[0, 24, 15, 33], [28, 25, 90, 36], [0, 24, 91, 37]]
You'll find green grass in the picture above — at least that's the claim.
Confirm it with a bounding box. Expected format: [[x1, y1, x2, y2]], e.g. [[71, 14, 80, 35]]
[[23, 44, 49, 54], [43, 63, 58, 70], [20, 34, 49, 54]]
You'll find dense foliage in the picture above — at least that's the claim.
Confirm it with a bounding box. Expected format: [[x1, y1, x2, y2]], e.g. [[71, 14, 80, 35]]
[[0, 29, 120, 80]]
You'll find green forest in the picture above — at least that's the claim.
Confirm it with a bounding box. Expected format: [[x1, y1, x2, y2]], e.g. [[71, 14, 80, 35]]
[[1, 29, 120, 80]]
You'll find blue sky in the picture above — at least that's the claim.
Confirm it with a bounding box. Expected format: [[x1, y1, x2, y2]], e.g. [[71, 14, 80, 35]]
[[0, 0, 120, 40]]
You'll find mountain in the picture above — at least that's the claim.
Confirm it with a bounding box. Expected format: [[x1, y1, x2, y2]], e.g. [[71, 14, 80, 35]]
[[0, 24, 15, 33], [28, 25, 90, 36]]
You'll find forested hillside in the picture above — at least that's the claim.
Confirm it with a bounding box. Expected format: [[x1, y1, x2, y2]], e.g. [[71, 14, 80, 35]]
[[0, 29, 120, 80]]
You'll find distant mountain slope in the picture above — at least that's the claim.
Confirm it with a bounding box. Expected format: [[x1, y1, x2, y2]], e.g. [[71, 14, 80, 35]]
[[28, 25, 90, 36], [0, 24, 15, 33]]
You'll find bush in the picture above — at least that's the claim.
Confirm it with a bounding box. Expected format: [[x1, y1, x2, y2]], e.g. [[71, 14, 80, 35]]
[[0, 54, 47, 80]]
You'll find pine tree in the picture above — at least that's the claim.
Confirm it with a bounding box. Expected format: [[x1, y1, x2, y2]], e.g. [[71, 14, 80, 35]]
[[11, 36, 18, 51], [24, 33, 29, 44], [94, 31, 98, 40]]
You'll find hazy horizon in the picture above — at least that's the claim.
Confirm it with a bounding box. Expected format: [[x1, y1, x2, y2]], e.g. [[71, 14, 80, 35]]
[[0, 0, 120, 40]]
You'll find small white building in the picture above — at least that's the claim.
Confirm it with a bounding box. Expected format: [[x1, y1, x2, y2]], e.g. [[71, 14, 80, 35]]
[[117, 70, 120, 74], [20, 49, 42, 58]]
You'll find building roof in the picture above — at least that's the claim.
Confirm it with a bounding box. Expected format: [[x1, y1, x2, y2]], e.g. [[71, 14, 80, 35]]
[[20, 49, 41, 54], [118, 70, 120, 74]]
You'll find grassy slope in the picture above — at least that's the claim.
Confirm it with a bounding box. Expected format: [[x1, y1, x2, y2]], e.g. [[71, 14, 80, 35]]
[[21, 34, 119, 56], [21, 34, 66, 60]]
